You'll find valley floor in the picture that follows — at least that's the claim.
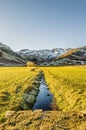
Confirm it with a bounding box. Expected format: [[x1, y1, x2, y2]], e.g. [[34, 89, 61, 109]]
[[0, 66, 86, 129]]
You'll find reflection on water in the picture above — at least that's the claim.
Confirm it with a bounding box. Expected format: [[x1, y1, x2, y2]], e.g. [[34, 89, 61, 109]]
[[32, 78, 53, 111]]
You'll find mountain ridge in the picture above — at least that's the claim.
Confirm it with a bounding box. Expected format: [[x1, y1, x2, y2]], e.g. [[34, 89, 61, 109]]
[[0, 42, 86, 66], [0, 42, 26, 66], [18, 48, 71, 64]]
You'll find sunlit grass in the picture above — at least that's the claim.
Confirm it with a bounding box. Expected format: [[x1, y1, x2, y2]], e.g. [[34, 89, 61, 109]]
[[42, 66, 86, 111], [0, 67, 40, 123], [0, 66, 86, 124]]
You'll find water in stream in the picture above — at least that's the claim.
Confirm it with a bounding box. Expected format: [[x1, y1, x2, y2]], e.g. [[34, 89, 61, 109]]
[[32, 78, 53, 111]]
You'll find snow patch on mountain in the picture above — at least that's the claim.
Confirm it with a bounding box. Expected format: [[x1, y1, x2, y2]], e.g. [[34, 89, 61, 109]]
[[18, 48, 72, 60]]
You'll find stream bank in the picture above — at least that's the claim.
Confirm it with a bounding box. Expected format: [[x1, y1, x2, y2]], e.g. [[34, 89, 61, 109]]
[[20, 71, 57, 111], [32, 78, 53, 111], [32, 74, 58, 111]]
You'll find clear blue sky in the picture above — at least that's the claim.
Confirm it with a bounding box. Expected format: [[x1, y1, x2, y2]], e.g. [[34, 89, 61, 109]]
[[0, 0, 86, 50]]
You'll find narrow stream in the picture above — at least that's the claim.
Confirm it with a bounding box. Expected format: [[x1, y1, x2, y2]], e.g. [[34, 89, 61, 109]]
[[32, 78, 53, 111]]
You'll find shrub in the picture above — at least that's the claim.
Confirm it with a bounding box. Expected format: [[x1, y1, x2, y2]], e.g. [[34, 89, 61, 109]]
[[26, 61, 36, 67]]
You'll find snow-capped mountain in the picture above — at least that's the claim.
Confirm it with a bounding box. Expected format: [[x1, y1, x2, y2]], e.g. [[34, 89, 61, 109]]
[[0, 42, 86, 66], [18, 48, 71, 64]]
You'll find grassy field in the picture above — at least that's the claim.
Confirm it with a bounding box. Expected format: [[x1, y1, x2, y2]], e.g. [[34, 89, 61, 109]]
[[0, 67, 41, 123], [0, 66, 86, 125], [42, 66, 86, 111]]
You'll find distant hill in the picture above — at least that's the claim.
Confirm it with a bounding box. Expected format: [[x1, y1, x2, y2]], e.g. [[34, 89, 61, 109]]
[[0, 42, 86, 66], [0, 43, 26, 66], [51, 46, 86, 66], [18, 48, 71, 65]]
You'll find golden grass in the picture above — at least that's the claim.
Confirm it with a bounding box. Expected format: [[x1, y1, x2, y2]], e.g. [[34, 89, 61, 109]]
[[42, 66, 86, 111], [0, 67, 40, 123], [1, 110, 86, 130], [0, 65, 86, 124]]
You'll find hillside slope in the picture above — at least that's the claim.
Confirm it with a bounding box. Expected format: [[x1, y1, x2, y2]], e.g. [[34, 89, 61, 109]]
[[50, 46, 86, 66], [0, 43, 86, 66], [0, 43, 26, 66]]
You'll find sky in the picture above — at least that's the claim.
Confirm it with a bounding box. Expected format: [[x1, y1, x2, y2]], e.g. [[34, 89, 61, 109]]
[[0, 0, 86, 50]]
